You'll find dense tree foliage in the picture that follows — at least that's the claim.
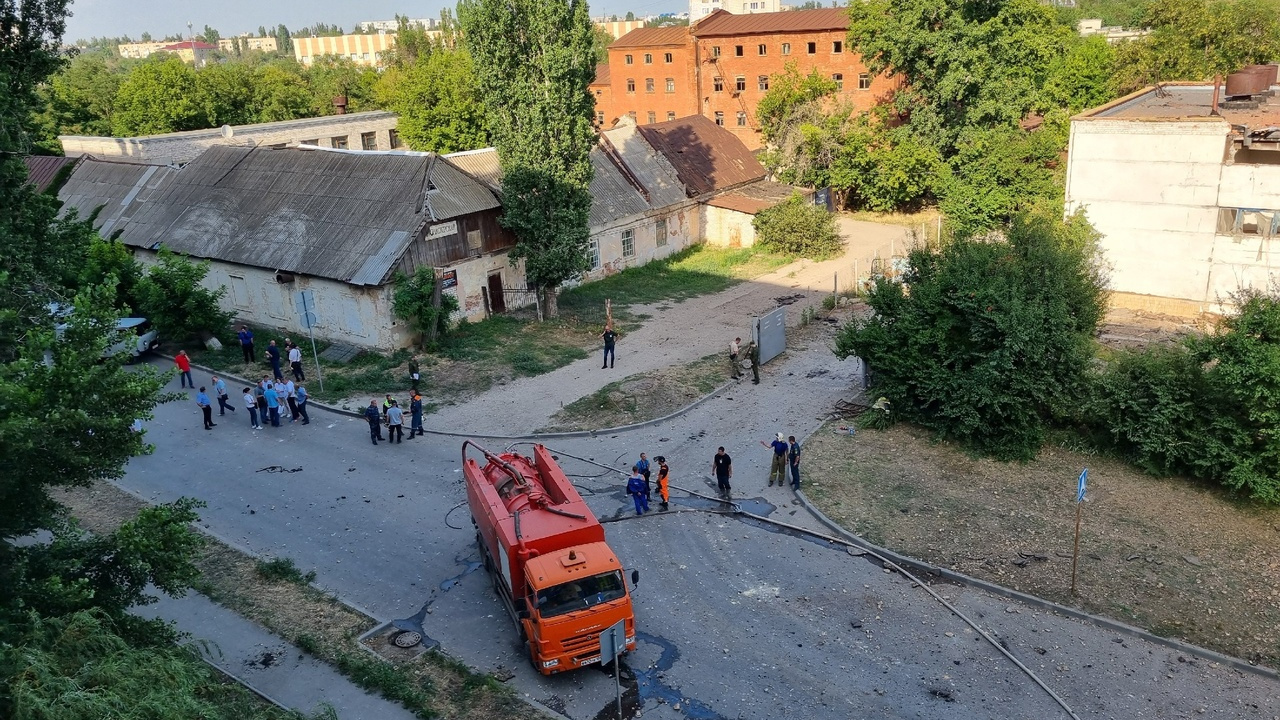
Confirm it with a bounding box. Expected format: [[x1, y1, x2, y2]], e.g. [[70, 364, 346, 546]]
[[460, 0, 598, 317], [133, 248, 233, 342], [752, 195, 843, 259], [392, 268, 461, 348], [378, 48, 489, 153], [835, 212, 1108, 459]]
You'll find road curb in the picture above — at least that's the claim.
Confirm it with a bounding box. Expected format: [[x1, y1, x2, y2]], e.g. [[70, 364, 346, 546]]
[[790, 474, 1280, 682], [168, 353, 738, 441]]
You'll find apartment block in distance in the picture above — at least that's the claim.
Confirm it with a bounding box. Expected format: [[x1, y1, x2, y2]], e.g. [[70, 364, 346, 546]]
[[691, 0, 779, 21], [596, 8, 892, 149], [217, 35, 279, 53], [294, 34, 397, 67], [1065, 73, 1280, 316]]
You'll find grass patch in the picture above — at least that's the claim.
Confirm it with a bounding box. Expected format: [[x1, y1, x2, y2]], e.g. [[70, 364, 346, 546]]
[[56, 481, 541, 720], [803, 422, 1280, 670], [538, 353, 730, 432]]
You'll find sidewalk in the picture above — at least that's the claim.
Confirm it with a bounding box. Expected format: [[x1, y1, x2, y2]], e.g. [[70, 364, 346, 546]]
[[135, 592, 418, 720], [427, 220, 907, 436]]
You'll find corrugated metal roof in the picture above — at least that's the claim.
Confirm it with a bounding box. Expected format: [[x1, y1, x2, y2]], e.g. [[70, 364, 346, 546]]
[[692, 8, 850, 37], [115, 146, 499, 285], [703, 180, 802, 214], [636, 115, 765, 196], [444, 146, 652, 230], [592, 63, 611, 86], [600, 123, 689, 207], [611, 26, 689, 48], [23, 155, 82, 193], [57, 157, 178, 235]]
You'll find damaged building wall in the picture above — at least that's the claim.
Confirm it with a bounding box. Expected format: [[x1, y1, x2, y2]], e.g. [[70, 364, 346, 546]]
[[703, 204, 758, 248], [581, 202, 700, 282]]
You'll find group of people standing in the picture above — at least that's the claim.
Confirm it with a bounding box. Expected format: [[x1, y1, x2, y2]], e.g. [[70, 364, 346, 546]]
[[362, 392, 426, 445], [187, 366, 310, 432], [623, 435, 800, 515], [237, 326, 306, 384]]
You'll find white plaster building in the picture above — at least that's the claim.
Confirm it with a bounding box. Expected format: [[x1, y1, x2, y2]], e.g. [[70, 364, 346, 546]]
[[691, 0, 780, 21], [1065, 83, 1280, 315]]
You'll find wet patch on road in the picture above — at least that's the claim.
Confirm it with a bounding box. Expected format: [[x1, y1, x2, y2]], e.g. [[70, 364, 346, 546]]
[[629, 632, 726, 720], [389, 554, 483, 649]]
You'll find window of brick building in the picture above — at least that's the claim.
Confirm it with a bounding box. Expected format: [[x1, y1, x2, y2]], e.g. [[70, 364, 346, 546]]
[[734, 45, 743, 56], [647, 111, 656, 124], [833, 40, 843, 53], [758, 75, 769, 91], [781, 42, 791, 55], [644, 53, 652, 64], [589, 238, 600, 269], [597, 110, 605, 124], [858, 73, 871, 89], [735, 75, 746, 92], [667, 111, 676, 121], [713, 76, 724, 92], [711, 45, 721, 57], [665, 77, 675, 93], [361, 132, 377, 151], [736, 111, 747, 127], [627, 78, 636, 93], [331, 136, 348, 149], [625, 54, 633, 64], [301, 139, 318, 146], [758, 43, 767, 55], [622, 229, 635, 257], [714, 111, 724, 126], [664, 52, 673, 63], [832, 73, 844, 91], [806, 41, 816, 54], [645, 77, 655, 93]]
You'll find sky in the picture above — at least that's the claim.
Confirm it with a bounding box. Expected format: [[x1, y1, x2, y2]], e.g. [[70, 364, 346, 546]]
[[63, 0, 687, 41]]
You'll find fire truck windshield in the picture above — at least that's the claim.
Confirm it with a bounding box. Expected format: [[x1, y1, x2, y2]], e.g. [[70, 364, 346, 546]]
[[536, 571, 626, 618]]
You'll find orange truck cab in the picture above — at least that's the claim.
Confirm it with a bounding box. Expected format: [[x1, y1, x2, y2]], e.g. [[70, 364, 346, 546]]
[[464, 442, 638, 674]]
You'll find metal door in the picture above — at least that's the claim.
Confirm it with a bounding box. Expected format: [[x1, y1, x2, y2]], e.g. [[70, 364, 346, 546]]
[[753, 306, 785, 365]]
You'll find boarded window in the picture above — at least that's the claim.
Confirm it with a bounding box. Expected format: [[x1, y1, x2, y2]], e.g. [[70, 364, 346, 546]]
[[331, 136, 349, 149], [656, 218, 668, 246], [361, 132, 377, 151], [388, 129, 401, 148], [467, 229, 483, 255]]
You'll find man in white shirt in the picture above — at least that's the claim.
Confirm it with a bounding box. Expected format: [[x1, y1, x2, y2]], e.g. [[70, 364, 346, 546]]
[[729, 337, 741, 379], [288, 343, 305, 381], [282, 379, 298, 421], [243, 387, 262, 429]]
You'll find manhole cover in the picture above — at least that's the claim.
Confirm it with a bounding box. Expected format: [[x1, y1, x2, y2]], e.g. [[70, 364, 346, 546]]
[[390, 630, 423, 648]]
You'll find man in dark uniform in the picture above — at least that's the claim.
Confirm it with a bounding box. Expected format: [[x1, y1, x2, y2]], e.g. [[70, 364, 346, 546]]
[[711, 446, 732, 499], [748, 340, 760, 384]]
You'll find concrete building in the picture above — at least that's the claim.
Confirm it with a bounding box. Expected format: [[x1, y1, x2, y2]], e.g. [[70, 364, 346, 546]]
[[59, 111, 403, 166], [596, 8, 893, 149], [217, 35, 279, 54], [117, 41, 172, 59], [118, 40, 216, 66], [294, 34, 397, 67], [57, 146, 518, 349], [1065, 82, 1280, 315], [691, 0, 780, 21], [1076, 18, 1149, 43], [596, 19, 647, 39]]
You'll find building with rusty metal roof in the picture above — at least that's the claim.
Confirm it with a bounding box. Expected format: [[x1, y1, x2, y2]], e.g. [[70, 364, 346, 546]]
[[21, 155, 83, 194], [636, 114, 766, 195]]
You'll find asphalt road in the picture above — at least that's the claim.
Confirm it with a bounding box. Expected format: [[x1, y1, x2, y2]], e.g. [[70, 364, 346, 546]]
[[122, 357, 1280, 720]]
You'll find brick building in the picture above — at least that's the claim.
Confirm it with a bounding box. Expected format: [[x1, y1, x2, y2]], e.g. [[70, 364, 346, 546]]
[[602, 26, 701, 128], [596, 8, 892, 149]]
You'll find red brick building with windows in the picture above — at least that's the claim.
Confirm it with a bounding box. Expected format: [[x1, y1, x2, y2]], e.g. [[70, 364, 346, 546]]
[[598, 26, 700, 128], [595, 8, 892, 149]]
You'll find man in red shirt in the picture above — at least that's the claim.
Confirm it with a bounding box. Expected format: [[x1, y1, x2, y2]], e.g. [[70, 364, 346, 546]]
[[175, 350, 193, 388]]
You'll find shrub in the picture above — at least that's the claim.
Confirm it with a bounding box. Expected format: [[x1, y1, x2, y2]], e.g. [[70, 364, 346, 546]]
[[392, 267, 460, 349], [752, 194, 843, 259], [255, 557, 316, 585], [834, 211, 1107, 460], [133, 248, 233, 342]]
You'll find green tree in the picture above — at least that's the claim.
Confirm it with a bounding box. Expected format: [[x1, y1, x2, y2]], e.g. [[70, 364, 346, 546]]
[[199, 24, 221, 44], [0, 0, 71, 152], [1038, 36, 1118, 113], [831, 121, 944, 211], [591, 25, 614, 63], [111, 56, 208, 135], [304, 57, 379, 115], [752, 195, 843, 259], [392, 267, 460, 347], [459, 0, 598, 317], [378, 48, 489, 152], [195, 60, 256, 126], [275, 24, 293, 55], [43, 53, 124, 136], [847, 0, 1074, 152], [756, 64, 837, 143], [251, 61, 314, 122], [133, 248, 233, 341], [80, 235, 144, 310], [835, 211, 1108, 460]]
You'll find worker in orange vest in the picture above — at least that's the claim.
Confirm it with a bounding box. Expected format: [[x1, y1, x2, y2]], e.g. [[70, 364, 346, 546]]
[[655, 456, 670, 512]]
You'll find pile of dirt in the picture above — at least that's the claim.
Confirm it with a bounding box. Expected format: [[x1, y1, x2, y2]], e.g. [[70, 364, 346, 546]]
[[803, 423, 1280, 669], [538, 354, 729, 432]]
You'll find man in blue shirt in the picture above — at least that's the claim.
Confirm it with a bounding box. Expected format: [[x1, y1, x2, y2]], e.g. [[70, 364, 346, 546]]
[[263, 384, 281, 427], [195, 387, 215, 430], [295, 385, 311, 425], [636, 453, 651, 501], [265, 340, 283, 382], [761, 432, 788, 487], [626, 466, 649, 516], [212, 376, 235, 416], [237, 325, 255, 363], [788, 435, 801, 490], [363, 400, 382, 445]]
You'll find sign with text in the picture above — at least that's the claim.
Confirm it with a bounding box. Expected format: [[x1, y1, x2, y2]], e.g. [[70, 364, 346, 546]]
[[426, 221, 459, 241], [440, 269, 457, 289]]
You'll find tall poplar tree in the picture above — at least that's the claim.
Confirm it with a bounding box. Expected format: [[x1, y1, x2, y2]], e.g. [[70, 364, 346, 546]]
[[458, 0, 597, 317]]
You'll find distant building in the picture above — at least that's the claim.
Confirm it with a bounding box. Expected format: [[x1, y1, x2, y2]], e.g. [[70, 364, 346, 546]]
[[358, 18, 435, 33], [691, 0, 780, 21], [597, 8, 893, 149], [217, 35, 279, 53], [59, 110, 402, 166], [1077, 18, 1149, 43], [1065, 80, 1280, 315], [294, 33, 399, 67], [117, 39, 216, 66], [596, 19, 648, 39], [117, 41, 172, 59]]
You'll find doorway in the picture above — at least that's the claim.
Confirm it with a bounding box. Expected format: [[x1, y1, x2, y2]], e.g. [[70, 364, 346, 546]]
[[487, 272, 506, 314]]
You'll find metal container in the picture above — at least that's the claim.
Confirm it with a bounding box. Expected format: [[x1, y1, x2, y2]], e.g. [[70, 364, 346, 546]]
[[1225, 71, 1267, 98], [1244, 64, 1279, 88]]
